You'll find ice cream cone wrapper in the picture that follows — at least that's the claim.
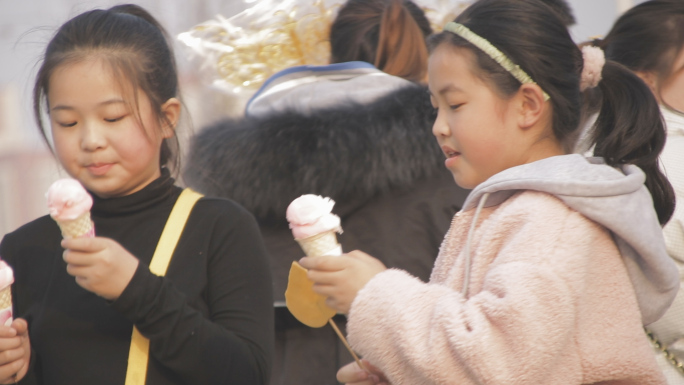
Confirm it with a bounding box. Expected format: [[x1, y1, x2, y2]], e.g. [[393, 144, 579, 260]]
[[0, 286, 12, 327], [57, 212, 95, 239], [295, 230, 342, 257], [286, 230, 342, 327], [285, 261, 336, 328]]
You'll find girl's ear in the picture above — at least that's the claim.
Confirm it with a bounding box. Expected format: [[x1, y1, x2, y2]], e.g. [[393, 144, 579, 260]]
[[517, 83, 547, 129], [160, 97, 181, 138]]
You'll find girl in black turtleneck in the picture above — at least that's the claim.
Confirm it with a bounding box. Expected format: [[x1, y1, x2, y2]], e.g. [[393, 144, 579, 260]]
[[0, 5, 273, 385]]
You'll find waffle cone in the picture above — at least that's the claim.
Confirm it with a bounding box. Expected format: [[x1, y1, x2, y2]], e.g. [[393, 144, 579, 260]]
[[296, 230, 341, 257], [57, 212, 95, 239], [0, 286, 10, 311], [0, 285, 12, 326]]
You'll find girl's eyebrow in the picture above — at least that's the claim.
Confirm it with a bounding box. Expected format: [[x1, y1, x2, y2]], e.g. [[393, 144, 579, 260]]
[[438, 84, 465, 95], [50, 98, 126, 112], [428, 84, 465, 98]]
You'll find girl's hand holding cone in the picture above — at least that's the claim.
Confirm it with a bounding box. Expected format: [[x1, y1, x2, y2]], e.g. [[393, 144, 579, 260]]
[[299, 250, 386, 314], [285, 194, 345, 325], [285, 194, 389, 374], [0, 319, 30, 384], [47, 179, 137, 301], [62, 237, 139, 301]]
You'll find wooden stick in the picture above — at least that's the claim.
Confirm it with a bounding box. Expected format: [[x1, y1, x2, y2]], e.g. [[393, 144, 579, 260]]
[[328, 318, 366, 370]]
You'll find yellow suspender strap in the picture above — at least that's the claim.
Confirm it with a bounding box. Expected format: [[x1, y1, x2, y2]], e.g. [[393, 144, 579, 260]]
[[124, 188, 204, 385]]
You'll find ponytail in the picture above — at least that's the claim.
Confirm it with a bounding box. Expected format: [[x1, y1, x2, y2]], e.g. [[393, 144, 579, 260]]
[[590, 60, 675, 224], [592, 0, 684, 225], [329, 0, 431, 82], [375, 0, 429, 81]]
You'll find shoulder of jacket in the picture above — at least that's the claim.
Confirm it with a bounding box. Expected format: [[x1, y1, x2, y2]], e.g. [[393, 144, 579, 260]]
[[492, 190, 596, 229], [191, 196, 257, 224]]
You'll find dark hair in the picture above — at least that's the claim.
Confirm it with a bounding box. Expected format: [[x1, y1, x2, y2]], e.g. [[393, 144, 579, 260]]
[[33, 4, 182, 172], [538, 0, 576, 26], [599, 0, 684, 106], [428, 0, 674, 224], [330, 0, 432, 82]]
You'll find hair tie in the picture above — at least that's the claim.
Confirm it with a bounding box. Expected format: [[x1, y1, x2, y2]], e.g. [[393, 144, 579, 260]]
[[580, 45, 605, 91]]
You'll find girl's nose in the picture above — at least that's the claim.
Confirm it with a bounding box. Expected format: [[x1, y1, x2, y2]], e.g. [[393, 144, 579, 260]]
[[81, 122, 106, 151], [432, 110, 450, 138]]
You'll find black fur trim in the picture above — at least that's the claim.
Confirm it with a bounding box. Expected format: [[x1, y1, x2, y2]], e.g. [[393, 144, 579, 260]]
[[184, 84, 444, 224]]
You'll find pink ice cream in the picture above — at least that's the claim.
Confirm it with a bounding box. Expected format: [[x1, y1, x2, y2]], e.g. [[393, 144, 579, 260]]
[[46, 179, 93, 221], [286, 195, 342, 239], [0, 261, 13, 291]]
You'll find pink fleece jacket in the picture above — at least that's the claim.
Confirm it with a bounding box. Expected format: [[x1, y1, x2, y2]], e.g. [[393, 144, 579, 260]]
[[347, 191, 665, 384]]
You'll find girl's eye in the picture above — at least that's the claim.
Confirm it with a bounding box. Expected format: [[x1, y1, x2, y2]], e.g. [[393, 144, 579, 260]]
[[104, 115, 126, 123], [57, 121, 77, 128], [449, 104, 464, 111]]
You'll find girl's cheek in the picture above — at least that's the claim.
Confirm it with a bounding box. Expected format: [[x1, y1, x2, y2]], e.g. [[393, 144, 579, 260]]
[[446, 117, 461, 136], [51, 129, 68, 149], [52, 129, 79, 161]]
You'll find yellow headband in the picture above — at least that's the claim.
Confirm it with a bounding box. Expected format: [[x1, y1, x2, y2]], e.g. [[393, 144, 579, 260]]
[[443, 22, 550, 101]]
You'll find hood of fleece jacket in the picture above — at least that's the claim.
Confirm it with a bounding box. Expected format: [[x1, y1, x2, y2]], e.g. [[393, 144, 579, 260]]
[[462, 154, 679, 325]]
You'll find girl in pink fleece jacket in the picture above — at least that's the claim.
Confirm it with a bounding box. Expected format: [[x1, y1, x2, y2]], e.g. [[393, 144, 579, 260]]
[[300, 0, 679, 384]]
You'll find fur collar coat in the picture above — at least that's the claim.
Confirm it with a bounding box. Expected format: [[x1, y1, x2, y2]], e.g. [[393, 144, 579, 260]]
[[184, 84, 470, 302]]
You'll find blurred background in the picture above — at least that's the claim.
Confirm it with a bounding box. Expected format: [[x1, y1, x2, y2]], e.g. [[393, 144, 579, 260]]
[[0, 0, 646, 236]]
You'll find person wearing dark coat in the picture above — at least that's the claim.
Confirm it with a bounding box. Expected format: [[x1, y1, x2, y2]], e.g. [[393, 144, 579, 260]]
[[183, 0, 469, 383]]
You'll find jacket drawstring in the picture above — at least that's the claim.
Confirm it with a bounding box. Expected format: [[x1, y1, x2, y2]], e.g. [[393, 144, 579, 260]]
[[461, 193, 490, 297]]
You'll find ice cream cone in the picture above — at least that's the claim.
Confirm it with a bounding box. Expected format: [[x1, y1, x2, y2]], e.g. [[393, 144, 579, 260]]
[[295, 230, 342, 257], [286, 195, 342, 326], [0, 261, 13, 326], [284, 195, 364, 368], [57, 212, 95, 239], [0, 286, 12, 327], [0, 286, 11, 311], [286, 229, 342, 327], [47, 178, 95, 239]]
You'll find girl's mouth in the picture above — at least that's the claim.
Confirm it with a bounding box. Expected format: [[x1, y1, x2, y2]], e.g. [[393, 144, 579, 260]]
[[441, 146, 461, 158], [441, 146, 461, 169], [86, 163, 113, 176]]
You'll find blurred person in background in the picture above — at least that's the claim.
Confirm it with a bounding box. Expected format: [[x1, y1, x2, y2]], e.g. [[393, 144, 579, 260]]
[[183, 0, 470, 384], [593, 1, 684, 383]]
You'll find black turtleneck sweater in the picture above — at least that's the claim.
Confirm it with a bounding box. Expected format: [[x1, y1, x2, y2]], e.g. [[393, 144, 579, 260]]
[[0, 171, 274, 385]]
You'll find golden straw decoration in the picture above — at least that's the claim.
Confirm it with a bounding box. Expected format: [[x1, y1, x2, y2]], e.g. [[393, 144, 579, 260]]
[[177, 0, 474, 95]]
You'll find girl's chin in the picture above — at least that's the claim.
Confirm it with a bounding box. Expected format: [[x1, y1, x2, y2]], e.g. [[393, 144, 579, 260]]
[[449, 170, 480, 190], [76, 179, 115, 199], [453, 178, 477, 190], [444, 155, 460, 169]]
